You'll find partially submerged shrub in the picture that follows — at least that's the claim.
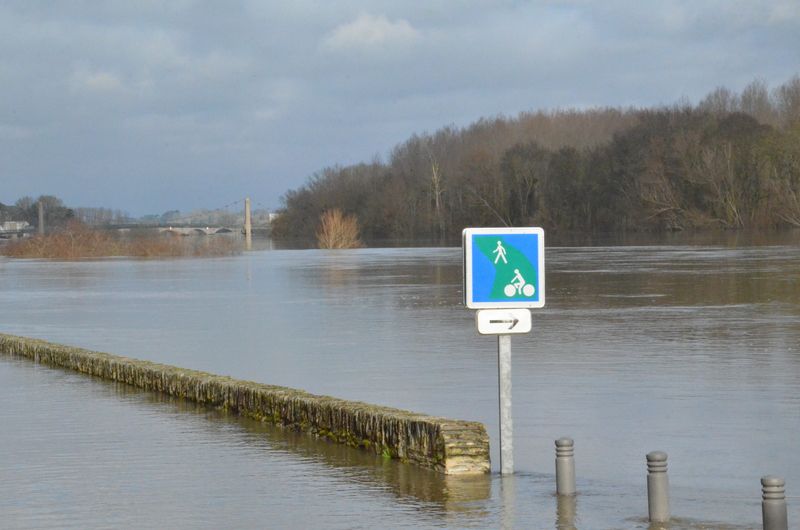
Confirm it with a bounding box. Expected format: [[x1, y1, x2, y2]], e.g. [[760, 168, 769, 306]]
[[316, 209, 364, 249]]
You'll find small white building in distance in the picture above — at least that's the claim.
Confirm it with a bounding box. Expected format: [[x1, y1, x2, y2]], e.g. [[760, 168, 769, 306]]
[[1, 221, 30, 232]]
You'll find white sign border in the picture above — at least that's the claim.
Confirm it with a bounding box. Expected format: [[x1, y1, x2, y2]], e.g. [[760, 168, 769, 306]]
[[463, 226, 545, 309]]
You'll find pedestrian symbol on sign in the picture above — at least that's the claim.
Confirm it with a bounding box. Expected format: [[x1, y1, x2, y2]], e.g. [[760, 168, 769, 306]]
[[493, 240, 508, 264]]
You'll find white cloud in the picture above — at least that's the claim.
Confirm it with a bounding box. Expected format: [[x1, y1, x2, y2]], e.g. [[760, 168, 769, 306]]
[[251, 79, 304, 122], [768, 0, 800, 25], [70, 68, 124, 93], [134, 31, 251, 82], [322, 13, 420, 52]]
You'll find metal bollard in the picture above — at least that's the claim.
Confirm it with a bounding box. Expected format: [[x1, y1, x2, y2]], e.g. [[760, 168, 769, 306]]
[[646, 451, 670, 523], [762, 476, 788, 530], [555, 437, 576, 496]]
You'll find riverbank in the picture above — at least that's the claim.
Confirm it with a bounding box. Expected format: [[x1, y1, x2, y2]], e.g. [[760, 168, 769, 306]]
[[0, 224, 239, 259], [0, 333, 490, 475]]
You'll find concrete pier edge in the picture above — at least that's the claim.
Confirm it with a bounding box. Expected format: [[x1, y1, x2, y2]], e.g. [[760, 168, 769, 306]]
[[0, 333, 490, 475]]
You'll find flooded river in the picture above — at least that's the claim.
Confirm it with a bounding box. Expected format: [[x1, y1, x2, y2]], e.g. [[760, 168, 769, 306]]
[[1, 232, 799, 528]]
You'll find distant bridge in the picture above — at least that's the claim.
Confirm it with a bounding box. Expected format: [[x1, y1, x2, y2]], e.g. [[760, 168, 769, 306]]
[[94, 198, 274, 238], [158, 226, 237, 236], [106, 224, 269, 236]]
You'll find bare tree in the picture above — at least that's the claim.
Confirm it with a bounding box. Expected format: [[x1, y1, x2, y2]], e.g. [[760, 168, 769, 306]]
[[775, 75, 800, 127]]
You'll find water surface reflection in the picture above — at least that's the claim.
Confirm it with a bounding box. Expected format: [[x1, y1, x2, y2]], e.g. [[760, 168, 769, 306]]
[[1, 231, 798, 528]]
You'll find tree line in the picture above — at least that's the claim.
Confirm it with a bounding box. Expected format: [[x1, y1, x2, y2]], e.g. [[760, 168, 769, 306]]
[[0, 196, 74, 230], [1, 197, 135, 229], [0, 197, 268, 230], [272, 76, 800, 241]]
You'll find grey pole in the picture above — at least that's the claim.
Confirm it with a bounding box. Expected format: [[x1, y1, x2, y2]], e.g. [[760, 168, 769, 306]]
[[37, 200, 44, 236], [244, 197, 252, 251], [647, 451, 670, 523], [498, 334, 513, 475], [762, 476, 788, 530], [555, 437, 576, 495]]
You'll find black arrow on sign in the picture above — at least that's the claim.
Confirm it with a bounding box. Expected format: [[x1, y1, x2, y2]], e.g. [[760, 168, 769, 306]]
[[489, 318, 519, 330]]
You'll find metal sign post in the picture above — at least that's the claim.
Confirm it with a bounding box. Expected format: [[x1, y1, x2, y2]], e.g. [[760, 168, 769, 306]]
[[497, 334, 514, 475], [463, 227, 545, 475]]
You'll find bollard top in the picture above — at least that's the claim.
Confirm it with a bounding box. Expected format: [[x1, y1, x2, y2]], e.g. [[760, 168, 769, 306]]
[[646, 451, 668, 474], [761, 476, 785, 487], [762, 475, 786, 500], [646, 451, 668, 462], [555, 437, 574, 458]]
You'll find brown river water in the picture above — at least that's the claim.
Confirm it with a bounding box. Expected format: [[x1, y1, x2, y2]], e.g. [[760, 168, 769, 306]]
[[1, 231, 798, 529]]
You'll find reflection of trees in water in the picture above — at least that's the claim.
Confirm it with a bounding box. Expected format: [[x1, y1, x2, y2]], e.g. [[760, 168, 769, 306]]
[[298, 236, 800, 320], [551, 244, 800, 314], [293, 251, 463, 310]]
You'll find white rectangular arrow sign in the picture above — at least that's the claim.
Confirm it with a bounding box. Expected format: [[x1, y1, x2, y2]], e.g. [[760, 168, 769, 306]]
[[475, 308, 532, 335]]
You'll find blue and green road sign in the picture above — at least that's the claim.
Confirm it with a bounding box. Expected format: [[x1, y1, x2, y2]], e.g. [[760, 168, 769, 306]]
[[463, 227, 545, 309]]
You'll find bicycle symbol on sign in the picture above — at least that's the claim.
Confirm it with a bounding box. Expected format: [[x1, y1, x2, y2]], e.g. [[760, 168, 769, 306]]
[[504, 268, 535, 298]]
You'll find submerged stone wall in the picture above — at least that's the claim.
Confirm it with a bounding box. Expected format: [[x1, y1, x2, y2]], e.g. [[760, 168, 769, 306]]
[[0, 333, 489, 475]]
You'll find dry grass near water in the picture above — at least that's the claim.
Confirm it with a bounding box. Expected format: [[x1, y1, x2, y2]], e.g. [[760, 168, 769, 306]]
[[1, 223, 240, 259]]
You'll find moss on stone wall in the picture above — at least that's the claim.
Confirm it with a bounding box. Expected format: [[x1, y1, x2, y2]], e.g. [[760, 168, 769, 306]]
[[0, 333, 489, 474]]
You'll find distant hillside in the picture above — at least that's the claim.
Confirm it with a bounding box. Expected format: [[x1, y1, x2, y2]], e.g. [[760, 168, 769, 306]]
[[272, 76, 800, 242]]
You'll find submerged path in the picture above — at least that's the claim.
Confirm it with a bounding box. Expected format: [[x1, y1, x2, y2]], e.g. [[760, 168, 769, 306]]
[[0, 333, 489, 475]]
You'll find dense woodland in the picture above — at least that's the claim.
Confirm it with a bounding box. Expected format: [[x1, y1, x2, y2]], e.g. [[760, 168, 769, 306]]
[[272, 77, 800, 241]]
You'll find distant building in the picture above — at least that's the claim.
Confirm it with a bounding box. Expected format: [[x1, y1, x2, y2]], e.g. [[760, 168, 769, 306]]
[[1, 221, 30, 232], [0, 221, 31, 239]]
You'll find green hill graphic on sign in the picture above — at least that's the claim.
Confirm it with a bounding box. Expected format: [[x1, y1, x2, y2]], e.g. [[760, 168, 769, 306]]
[[475, 236, 537, 301]]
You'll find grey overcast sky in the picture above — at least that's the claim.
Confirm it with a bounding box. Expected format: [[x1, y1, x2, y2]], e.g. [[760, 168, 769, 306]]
[[1, 1, 798, 215]]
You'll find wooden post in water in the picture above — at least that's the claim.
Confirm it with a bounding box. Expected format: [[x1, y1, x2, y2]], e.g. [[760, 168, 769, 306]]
[[244, 197, 252, 250], [38, 200, 44, 235]]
